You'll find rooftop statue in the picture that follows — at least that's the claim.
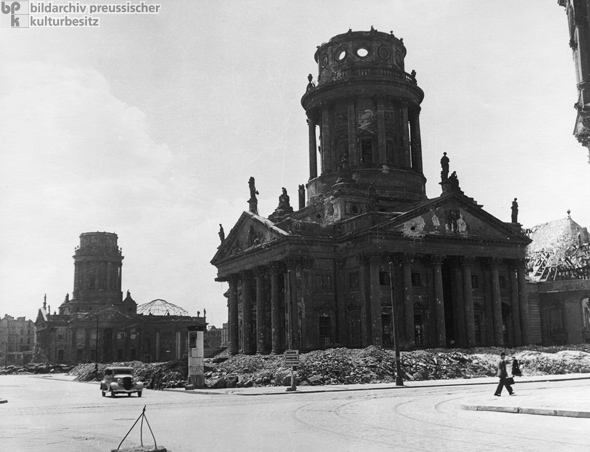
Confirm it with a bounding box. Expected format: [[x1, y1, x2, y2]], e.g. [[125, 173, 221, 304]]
[[278, 187, 291, 210], [449, 171, 460, 190], [440, 152, 449, 181], [511, 198, 519, 223], [248, 177, 259, 201]]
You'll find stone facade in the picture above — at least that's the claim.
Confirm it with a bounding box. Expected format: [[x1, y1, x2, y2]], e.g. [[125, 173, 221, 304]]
[[558, 0, 590, 162], [0, 314, 35, 365], [211, 29, 532, 354], [35, 232, 205, 364]]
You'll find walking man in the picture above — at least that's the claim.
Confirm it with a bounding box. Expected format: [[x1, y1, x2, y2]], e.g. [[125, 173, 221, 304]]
[[494, 352, 514, 396]]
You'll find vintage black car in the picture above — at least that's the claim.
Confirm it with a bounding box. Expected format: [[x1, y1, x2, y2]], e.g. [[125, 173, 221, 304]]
[[100, 366, 143, 397]]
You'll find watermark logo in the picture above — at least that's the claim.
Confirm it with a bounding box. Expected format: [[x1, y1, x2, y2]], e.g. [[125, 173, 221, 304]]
[[1, 2, 161, 28], [1, 1, 30, 28]]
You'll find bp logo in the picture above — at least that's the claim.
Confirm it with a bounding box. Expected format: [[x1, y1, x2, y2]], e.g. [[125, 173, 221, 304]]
[[1, 1, 29, 28]]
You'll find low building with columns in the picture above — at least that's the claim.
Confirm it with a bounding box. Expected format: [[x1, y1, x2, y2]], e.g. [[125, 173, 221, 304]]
[[211, 29, 533, 354], [35, 232, 205, 364]]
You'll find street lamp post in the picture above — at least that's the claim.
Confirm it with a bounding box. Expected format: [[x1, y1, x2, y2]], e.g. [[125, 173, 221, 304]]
[[389, 262, 404, 386], [87, 314, 99, 372]]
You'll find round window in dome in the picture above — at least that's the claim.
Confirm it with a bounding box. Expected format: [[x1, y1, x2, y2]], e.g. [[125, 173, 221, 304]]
[[336, 50, 346, 61], [321, 55, 328, 67], [356, 47, 369, 58], [378, 46, 390, 60]]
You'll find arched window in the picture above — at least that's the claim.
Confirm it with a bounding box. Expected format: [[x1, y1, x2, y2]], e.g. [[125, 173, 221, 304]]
[[360, 136, 374, 165], [386, 139, 394, 165]]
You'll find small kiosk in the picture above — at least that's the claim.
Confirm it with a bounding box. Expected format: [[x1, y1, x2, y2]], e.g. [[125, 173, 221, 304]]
[[187, 324, 206, 388]]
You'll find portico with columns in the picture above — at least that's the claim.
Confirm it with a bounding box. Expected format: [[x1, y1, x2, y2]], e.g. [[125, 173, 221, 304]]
[[211, 29, 532, 354]]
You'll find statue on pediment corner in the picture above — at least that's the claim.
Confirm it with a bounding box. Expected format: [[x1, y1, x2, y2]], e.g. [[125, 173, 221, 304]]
[[440, 152, 449, 181]]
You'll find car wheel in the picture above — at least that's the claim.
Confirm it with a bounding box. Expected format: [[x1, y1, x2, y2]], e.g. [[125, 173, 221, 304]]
[[101, 391, 105, 397], [110, 389, 115, 398], [137, 391, 142, 397], [128, 393, 131, 397]]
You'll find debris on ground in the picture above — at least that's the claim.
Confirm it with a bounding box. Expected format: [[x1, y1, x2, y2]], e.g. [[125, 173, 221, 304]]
[[9, 344, 590, 389]]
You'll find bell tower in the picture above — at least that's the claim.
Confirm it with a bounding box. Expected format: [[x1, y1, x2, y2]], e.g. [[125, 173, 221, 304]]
[[302, 28, 426, 210], [72, 232, 124, 307]]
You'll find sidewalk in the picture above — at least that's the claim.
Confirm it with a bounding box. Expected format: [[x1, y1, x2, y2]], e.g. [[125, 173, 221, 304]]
[[176, 373, 590, 418], [460, 374, 590, 418]]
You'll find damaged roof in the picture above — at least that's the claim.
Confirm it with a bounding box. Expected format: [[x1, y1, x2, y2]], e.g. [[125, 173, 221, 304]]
[[527, 213, 590, 281]]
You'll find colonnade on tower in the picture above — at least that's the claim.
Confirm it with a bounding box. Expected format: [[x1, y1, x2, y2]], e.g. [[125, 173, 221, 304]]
[[301, 28, 426, 205]]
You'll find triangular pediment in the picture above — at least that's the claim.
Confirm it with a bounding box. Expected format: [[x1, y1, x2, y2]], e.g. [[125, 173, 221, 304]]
[[376, 193, 530, 243], [211, 211, 289, 264]]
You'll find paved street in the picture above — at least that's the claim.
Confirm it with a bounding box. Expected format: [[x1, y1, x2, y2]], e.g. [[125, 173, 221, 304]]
[[1, 375, 589, 451]]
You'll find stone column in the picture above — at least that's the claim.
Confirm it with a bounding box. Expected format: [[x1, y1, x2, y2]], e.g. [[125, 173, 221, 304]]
[[490, 259, 504, 346], [431, 256, 446, 347], [367, 254, 382, 346], [307, 117, 317, 180], [462, 257, 476, 348], [517, 261, 530, 345], [401, 103, 411, 168], [285, 259, 299, 349], [451, 260, 465, 347], [155, 331, 160, 361], [483, 264, 495, 345], [106, 262, 112, 290], [269, 263, 283, 354], [377, 100, 386, 165], [321, 105, 332, 174], [410, 107, 423, 173], [255, 266, 269, 354], [299, 258, 312, 351], [509, 262, 522, 347], [348, 101, 358, 165], [402, 255, 415, 346], [335, 259, 347, 345], [228, 275, 239, 355], [358, 254, 371, 347], [241, 271, 255, 355]]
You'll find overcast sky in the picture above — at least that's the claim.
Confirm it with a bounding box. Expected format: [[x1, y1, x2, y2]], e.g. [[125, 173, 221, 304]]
[[0, 0, 588, 328]]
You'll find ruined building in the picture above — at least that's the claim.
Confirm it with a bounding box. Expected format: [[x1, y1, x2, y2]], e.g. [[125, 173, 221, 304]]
[[211, 29, 534, 354], [558, 0, 590, 162], [0, 315, 35, 366], [35, 232, 205, 364], [527, 212, 590, 345]]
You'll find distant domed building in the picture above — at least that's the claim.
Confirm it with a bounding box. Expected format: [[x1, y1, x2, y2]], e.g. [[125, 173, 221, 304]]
[[35, 232, 206, 364], [527, 213, 590, 345]]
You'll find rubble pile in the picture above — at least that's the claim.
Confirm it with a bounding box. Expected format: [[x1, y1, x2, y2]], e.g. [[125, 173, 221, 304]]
[[69, 360, 188, 389], [56, 344, 590, 389], [204, 345, 590, 388], [0, 363, 74, 375]]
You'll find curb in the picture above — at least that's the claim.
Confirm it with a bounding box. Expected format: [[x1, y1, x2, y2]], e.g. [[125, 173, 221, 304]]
[[461, 403, 590, 418], [176, 385, 409, 396], [174, 374, 590, 397]]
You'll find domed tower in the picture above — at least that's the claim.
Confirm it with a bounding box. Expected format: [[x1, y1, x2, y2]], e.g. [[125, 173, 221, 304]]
[[71, 232, 124, 307], [301, 29, 426, 210]]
